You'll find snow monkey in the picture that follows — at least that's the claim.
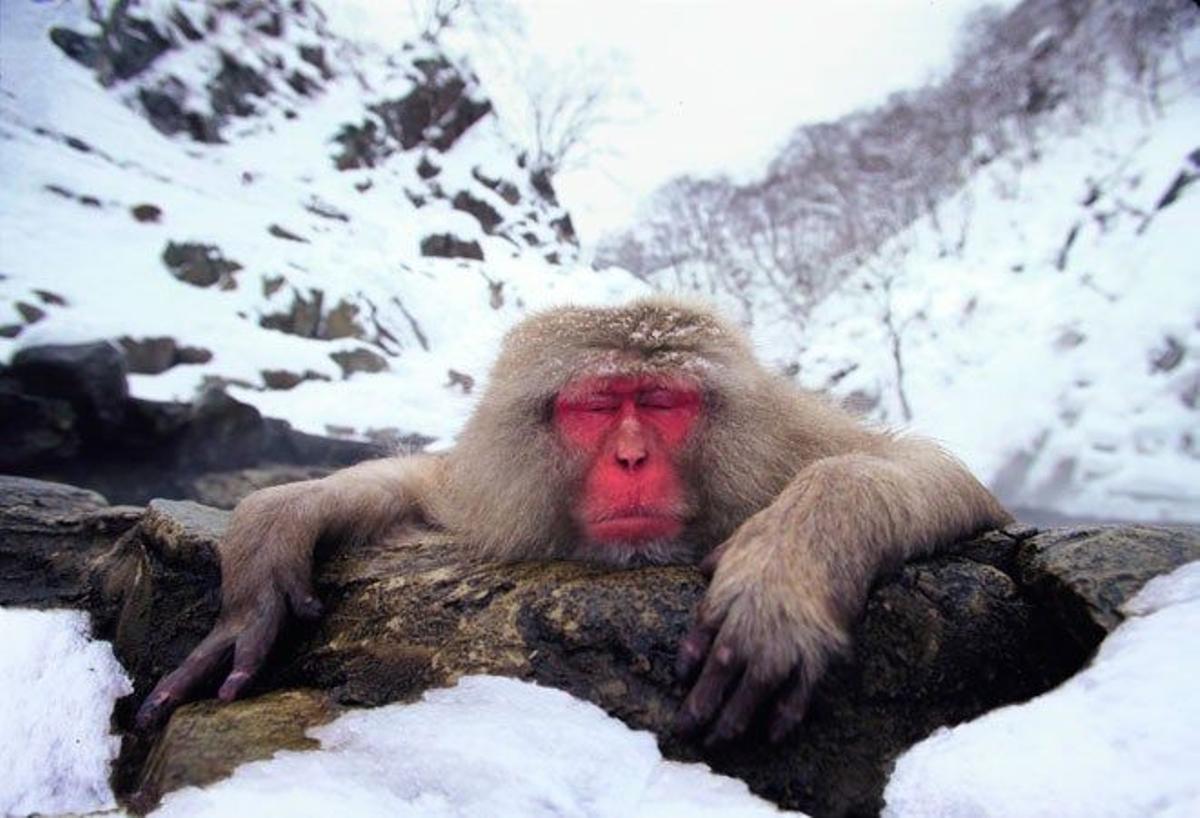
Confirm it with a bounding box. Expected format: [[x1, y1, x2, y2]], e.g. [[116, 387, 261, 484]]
[[136, 296, 1010, 743]]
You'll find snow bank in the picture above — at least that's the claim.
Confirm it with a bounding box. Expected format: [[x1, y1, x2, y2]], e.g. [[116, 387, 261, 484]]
[[151, 675, 793, 818], [883, 560, 1200, 818], [0, 608, 132, 816]]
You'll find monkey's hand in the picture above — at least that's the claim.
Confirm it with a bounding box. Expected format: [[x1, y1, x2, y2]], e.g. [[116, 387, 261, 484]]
[[135, 483, 325, 730], [674, 510, 857, 746]]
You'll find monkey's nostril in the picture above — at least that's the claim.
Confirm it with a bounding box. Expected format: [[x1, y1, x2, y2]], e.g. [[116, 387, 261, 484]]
[[616, 449, 648, 469]]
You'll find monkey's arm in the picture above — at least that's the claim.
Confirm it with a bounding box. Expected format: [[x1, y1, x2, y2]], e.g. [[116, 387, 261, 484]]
[[136, 455, 442, 729], [676, 437, 1011, 744]]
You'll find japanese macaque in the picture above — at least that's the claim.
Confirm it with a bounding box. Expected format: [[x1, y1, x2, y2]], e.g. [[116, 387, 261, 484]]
[[136, 296, 1010, 743]]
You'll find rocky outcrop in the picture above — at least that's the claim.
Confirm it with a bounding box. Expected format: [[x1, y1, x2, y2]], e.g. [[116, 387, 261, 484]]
[[1, 342, 387, 506], [161, 242, 243, 289], [49, 0, 336, 143], [333, 54, 492, 170], [420, 233, 484, 260], [118, 337, 212, 375], [3, 474, 1194, 817]]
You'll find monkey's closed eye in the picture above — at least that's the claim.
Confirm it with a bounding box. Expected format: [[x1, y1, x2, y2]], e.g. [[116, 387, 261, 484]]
[[637, 389, 682, 409], [568, 396, 622, 412]]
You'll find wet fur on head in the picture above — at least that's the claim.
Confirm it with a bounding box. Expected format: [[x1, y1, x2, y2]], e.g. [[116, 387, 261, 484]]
[[435, 296, 868, 563]]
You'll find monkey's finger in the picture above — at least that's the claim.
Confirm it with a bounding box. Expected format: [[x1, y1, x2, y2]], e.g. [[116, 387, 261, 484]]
[[218, 596, 285, 702], [698, 541, 731, 578], [135, 628, 236, 730], [675, 618, 718, 681], [676, 642, 742, 737], [705, 671, 779, 746], [767, 666, 817, 744]]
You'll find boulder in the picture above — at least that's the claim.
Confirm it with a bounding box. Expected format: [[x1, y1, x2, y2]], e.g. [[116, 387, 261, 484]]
[[452, 190, 503, 233], [330, 348, 389, 378], [0, 476, 140, 608], [4, 474, 1195, 816], [42, 484, 1186, 817], [2, 345, 389, 505], [420, 233, 484, 260], [118, 336, 212, 375], [10, 341, 129, 434], [162, 242, 243, 288], [184, 465, 335, 509]]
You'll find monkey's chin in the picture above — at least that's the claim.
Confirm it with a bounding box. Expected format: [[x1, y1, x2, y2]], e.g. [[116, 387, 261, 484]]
[[576, 535, 694, 568]]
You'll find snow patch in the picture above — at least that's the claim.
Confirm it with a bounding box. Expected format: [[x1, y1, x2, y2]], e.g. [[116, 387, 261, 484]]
[[0, 608, 132, 817], [151, 675, 793, 818]]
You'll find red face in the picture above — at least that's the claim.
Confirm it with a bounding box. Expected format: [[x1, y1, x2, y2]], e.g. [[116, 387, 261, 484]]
[[554, 375, 701, 550]]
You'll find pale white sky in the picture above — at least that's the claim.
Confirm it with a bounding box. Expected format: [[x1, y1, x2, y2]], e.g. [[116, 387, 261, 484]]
[[331, 0, 1018, 243]]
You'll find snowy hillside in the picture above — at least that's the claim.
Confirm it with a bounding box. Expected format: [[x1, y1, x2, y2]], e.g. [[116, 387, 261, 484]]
[[0, 0, 644, 447], [760, 66, 1200, 525], [601, 1, 1200, 524]]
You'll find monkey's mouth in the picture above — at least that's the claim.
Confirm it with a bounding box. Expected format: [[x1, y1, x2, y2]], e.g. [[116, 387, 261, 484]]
[[586, 508, 684, 544]]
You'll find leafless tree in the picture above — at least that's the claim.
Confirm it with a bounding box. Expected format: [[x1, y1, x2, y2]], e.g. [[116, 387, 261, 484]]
[[407, 0, 523, 43], [519, 50, 636, 177]]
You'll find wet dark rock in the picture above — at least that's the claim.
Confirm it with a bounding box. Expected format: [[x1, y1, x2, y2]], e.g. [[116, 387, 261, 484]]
[[417, 156, 441, 179], [162, 242, 243, 288], [268, 223, 309, 242], [472, 167, 520, 205], [371, 59, 491, 152], [303, 198, 349, 222], [260, 288, 324, 337], [185, 465, 335, 509], [49, 26, 104, 69], [118, 337, 212, 375], [333, 56, 490, 170], [16, 302, 46, 323], [209, 52, 272, 118], [50, 11, 171, 83], [132, 690, 339, 808], [1151, 335, 1185, 373], [16, 481, 1173, 818], [530, 166, 558, 205], [139, 85, 222, 144], [34, 289, 69, 306], [420, 233, 483, 260], [332, 120, 390, 170], [2, 472, 1195, 816], [287, 70, 318, 96], [10, 342, 129, 435], [131, 204, 163, 223], [0, 475, 140, 608], [259, 290, 367, 342], [2, 344, 388, 505], [1015, 525, 1200, 654], [0, 371, 80, 468], [452, 190, 502, 233], [260, 368, 330, 390], [298, 44, 331, 79], [330, 348, 389, 378], [550, 213, 577, 245]]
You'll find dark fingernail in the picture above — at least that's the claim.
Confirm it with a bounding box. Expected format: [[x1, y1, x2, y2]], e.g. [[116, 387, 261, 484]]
[[135, 693, 171, 731], [674, 705, 702, 737], [218, 671, 251, 702], [675, 643, 701, 679], [295, 596, 323, 619]]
